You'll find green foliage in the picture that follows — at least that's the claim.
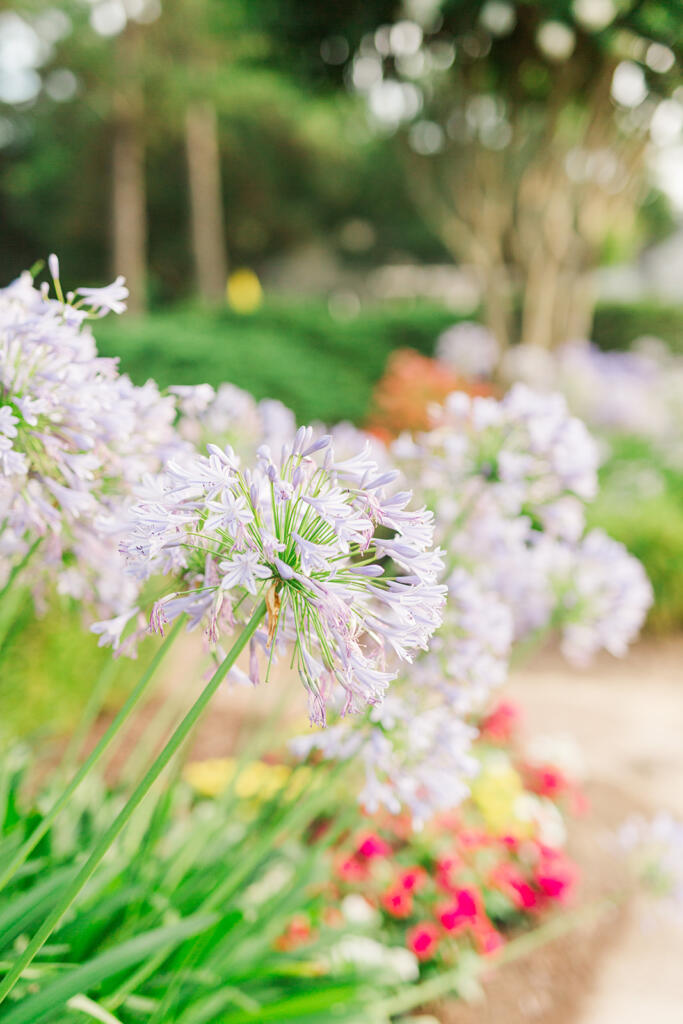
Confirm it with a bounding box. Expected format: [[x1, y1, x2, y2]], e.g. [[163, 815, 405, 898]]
[[93, 299, 458, 424], [0, 754, 384, 1022], [592, 302, 683, 354], [587, 438, 683, 632], [0, 598, 143, 743]]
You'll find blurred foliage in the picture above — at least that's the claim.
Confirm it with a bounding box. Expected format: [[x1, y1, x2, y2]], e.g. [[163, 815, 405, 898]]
[[1, 0, 679, 308], [587, 438, 683, 633], [93, 299, 459, 424], [593, 301, 683, 353], [0, 595, 148, 741], [0, 0, 447, 297], [93, 297, 683, 423]]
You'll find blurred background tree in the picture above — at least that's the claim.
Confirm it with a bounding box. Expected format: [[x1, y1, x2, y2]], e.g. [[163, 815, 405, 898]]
[[0, 0, 680, 330], [347, 0, 682, 347]]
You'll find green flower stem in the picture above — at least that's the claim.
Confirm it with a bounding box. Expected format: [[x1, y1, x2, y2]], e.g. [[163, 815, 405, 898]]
[[0, 617, 185, 895], [0, 599, 267, 1006], [0, 537, 42, 607], [378, 896, 618, 1019]]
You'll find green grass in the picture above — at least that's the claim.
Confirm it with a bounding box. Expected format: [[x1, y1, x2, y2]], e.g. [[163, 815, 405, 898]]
[[94, 299, 458, 425]]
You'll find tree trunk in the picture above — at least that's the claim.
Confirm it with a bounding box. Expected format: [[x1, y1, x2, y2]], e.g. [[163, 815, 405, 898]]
[[185, 101, 228, 304], [111, 33, 147, 316], [111, 119, 147, 315]]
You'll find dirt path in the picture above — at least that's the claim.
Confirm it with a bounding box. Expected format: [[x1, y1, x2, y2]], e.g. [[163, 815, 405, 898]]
[[509, 636, 683, 1024]]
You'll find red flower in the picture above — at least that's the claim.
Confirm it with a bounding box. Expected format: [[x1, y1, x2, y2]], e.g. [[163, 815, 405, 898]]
[[491, 863, 538, 910], [534, 853, 577, 904], [523, 764, 568, 799], [356, 832, 391, 860], [275, 914, 313, 951], [398, 866, 427, 893], [479, 700, 520, 743], [382, 887, 414, 918], [407, 922, 441, 961], [438, 887, 482, 932], [335, 855, 368, 883], [435, 854, 463, 893]]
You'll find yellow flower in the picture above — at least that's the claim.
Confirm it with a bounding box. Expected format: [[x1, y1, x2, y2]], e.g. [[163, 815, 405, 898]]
[[226, 269, 263, 313], [470, 754, 532, 837], [184, 757, 310, 801]]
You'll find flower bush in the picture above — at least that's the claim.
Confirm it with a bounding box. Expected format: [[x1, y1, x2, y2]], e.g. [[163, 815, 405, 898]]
[[0, 261, 662, 1016], [278, 699, 582, 976], [433, 320, 683, 629]]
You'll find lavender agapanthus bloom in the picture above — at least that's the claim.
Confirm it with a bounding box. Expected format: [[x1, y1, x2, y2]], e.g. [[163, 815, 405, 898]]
[[173, 381, 297, 459], [0, 263, 185, 633], [391, 384, 650, 661], [292, 692, 479, 829], [435, 321, 501, 379], [121, 427, 446, 723], [76, 275, 129, 316]]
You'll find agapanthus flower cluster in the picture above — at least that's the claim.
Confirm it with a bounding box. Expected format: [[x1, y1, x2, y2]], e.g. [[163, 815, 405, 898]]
[[398, 384, 600, 525], [0, 263, 183, 628], [173, 381, 297, 461], [435, 321, 501, 380], [121, 428, 446, 723], [502, 338, 683, 457], [292, 693, 479, 829], [392, 385, 651, 660]]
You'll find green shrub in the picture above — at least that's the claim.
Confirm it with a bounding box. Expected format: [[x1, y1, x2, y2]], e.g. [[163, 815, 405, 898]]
[[93, 299, 459, 424], [593, 301, 683, 353], [587, 438, 683, 632]]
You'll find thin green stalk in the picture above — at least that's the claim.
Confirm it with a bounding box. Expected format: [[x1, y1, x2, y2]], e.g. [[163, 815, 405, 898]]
[[0, 538, 42, 607], [0, 617, 185, 895], [0, 586, 29, 659], [0, 600, 267, 1006]]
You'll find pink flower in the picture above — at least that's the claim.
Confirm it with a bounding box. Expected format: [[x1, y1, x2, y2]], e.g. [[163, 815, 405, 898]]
[[407, 922, 440, 961], [382, 887, 414, 918], [356, 832, 391, 860], [435, 854, 463, 893], [398, 866, 427, 892], [480, 700, 521, 743], [534, 852, 577, 903], [335, 855, 368, 883], [458, 828, 491, 850], [438, 887, 481, 932], [491, 863, 538, 910]]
